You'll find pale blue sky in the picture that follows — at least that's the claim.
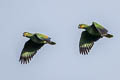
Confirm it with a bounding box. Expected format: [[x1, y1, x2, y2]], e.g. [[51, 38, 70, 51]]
[[0, 0, 120, 80]]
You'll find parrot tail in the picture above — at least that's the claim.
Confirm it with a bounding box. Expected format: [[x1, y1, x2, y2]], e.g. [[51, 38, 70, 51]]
[[105, 34, 113, 38], [48, 41, 56, 45]]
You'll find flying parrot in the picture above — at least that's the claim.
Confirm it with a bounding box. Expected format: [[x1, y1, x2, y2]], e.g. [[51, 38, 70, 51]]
[[19, 32, 56, 64], [78, 22, 113, 55]]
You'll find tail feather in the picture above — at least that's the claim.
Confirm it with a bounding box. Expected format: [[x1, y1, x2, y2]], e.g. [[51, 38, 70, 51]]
[[48, 41, 56, 45], [105, 34, 113, 38]]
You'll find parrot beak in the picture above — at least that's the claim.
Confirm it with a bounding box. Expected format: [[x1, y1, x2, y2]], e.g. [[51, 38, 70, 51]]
[[78, 25, 80, 29], [78, 25, 82, 29], [23, 33, 26, 37]]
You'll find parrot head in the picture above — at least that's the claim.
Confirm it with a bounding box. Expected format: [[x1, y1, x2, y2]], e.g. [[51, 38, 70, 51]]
[[78, 24, 89, 29], [23, 32, 33, 38]]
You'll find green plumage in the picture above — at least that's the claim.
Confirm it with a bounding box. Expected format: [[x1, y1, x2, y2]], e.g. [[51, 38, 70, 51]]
[[78, 22, 113, 55], [19, 32, 56, 64]]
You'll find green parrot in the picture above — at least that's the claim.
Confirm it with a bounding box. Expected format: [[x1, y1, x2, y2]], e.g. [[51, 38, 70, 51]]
[[78, 22, 113, 55], [19, 32, 56, 64]]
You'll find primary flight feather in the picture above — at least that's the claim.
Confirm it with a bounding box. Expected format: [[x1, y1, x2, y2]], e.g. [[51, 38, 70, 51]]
[[78, 22, 113, 55], [19, 32, 56, 64]]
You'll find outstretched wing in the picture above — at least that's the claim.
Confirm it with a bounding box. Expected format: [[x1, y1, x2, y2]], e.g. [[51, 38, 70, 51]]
[[79, 31, 100, 55], [92, 22, 108, 36], [19, 39, 44, 64]]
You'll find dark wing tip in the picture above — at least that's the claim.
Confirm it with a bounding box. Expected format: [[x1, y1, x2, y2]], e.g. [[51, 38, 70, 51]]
[[19, 56, 32, 64], [19, 52, 36, 64], [80, 43, 94, 55], [19, 57, 31, 64]]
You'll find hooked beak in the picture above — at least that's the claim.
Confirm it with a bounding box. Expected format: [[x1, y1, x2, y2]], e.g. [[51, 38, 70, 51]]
[[78, 25, 84, 29], [78, 25, 82, 29], [78, 25, 80, 29], [23, 34, 25, 37]]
